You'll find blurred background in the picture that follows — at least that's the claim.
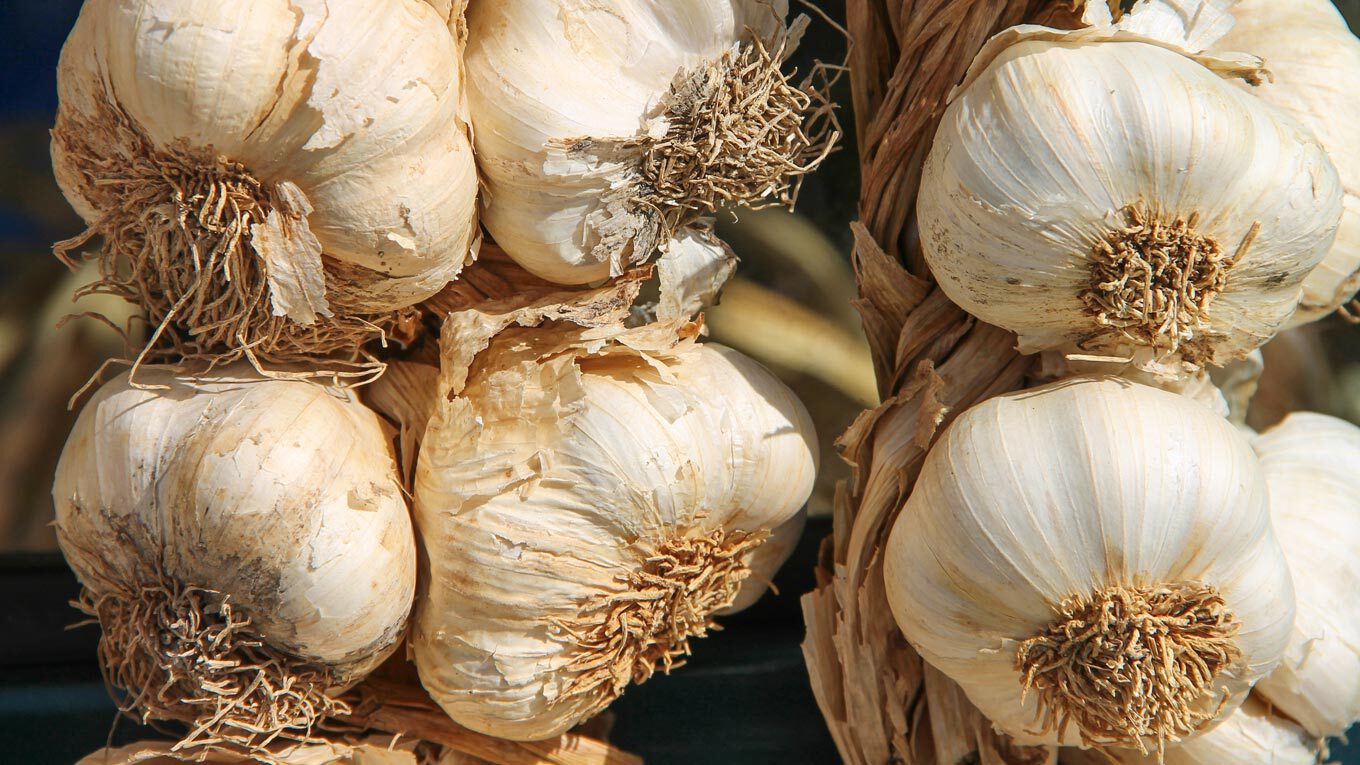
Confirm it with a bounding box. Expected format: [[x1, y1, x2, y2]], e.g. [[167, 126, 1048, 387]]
[[2, 1, 1357, 763]]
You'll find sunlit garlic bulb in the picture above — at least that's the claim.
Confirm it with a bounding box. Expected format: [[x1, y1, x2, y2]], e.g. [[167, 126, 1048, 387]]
[[464, 0, 838, 284], [1250, 412, 1360, 738], [52, 0, 479, 369], [403, 320, 817, 740], [54, 365, 415, 749], [918, 20, 1342, 368], [884, 377, 1294, 751]]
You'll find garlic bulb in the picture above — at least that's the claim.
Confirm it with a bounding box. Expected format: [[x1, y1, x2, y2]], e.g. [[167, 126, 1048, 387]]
[[52, 0, 478, 367], [464, 0, 837, 284], [408, 318, 817, 740], [884, 376, 1295, 750], [1250, 412, 1360, 738], [54, 365, 415, 748], [1217, 0, 1360, 325], [1060, 696, 1318, 765], [918, 24, 1342, 367]]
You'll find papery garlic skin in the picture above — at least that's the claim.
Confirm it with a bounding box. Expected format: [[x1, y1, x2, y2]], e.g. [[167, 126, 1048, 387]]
[[1060, 697, 1317, 765], [52, 0, 478, 362], [1251, 412, 1360, 738], [465, 0, 828, 284], [1218, 0, 1360, 325], [884, 377, 1294, 749], [413, 333, 817, 740], [918, 36, 1341, 365], [54, 366, 415, 743]]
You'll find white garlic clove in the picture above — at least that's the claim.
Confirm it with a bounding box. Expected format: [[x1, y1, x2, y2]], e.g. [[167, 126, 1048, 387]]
[[884, 376, 1295, 751], [51, 0, 478, 366], [464, 1, 835, 284], [918, 26, 1342, 368], [1059, 696, 1318, 765], [411, 311, 817, 741], [54, 365, 416, 749], [1251, 411, 1360, 738], [1215, 0, 1360, 325]]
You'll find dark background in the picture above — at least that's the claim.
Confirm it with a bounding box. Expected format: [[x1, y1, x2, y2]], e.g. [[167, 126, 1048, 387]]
[[2, 2, 1358, 764]]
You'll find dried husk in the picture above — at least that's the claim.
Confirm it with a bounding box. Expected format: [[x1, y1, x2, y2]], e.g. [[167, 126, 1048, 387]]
[[338, 676, 641, 765], [798, 1, 1097, 763], [54, 366, 416, 754]]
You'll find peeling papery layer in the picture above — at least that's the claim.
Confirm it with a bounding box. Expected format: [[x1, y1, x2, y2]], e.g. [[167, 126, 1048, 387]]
[[652, 224, 738, 323], [434, 268, 659, 398], [955, 0, 1263, 100], [409, 262, 817, 739], [567, 16, 840, 275]]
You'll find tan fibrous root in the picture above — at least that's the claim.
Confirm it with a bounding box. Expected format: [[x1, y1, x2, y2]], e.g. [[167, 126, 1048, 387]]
[[551, 528, 769, 712], [76, 569, 348, 756], [1015, 582, 1242, 755], [1080, 205, 1258, 364], [51, 97, 420, 379], [579, 23, 842, 269]]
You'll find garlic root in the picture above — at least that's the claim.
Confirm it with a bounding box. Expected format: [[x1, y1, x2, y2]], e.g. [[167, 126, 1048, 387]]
[[55, 365, 416, 751], [1016, 583, 1241, 749]]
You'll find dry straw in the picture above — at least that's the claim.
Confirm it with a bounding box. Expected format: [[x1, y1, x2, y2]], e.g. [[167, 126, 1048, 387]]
[[800, 1, 1075, 763]]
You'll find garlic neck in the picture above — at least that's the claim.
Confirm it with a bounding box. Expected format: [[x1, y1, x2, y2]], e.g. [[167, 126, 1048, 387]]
[[1015, 581, 1242, 751], [1080, 204, 1257, 364]]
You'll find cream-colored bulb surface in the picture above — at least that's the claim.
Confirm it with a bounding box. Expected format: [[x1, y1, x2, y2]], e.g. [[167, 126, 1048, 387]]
[[885, 376, 1294, 749], [413, 326, 817, 741]]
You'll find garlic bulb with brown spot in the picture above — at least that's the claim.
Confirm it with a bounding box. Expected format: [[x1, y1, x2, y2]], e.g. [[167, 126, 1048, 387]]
[[397, 308, 817, 740], [1059, 696, 1318, 765], [464, 0, 838, 284], [917, 15, 1342, 368], [1251, 412, 1360, 738], [54, 365, 415, 751], [52, 0, 479, 372], [1217, 0, 1360, 325], [884, 377, 1294, 751]]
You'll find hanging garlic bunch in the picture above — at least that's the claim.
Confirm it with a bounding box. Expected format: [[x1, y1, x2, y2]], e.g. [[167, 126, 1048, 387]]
[[52, 0, 479, 370], [54, 365, 416, 749], [1250, 412, 1360, 738], [884, 376, 1295, 751], [376, 299, 818, 741], [916, 8, 1342, 369], [1215, 0, 1360, 325], [464, 0, 838, 284], [1059, 696, 1318, 765]]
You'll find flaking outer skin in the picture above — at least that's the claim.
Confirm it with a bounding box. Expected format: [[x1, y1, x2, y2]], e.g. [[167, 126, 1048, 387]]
[[53, 365, 416, 679], [413, 323, 818, 741]]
